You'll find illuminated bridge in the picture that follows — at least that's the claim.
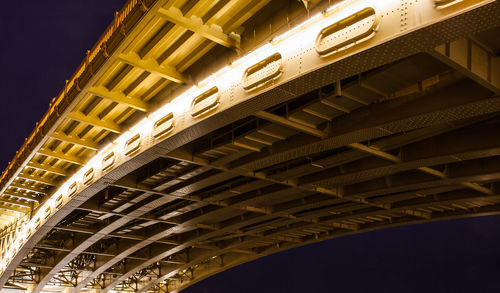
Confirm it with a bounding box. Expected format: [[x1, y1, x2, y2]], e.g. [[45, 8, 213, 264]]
[[1, 0, 500, 292]]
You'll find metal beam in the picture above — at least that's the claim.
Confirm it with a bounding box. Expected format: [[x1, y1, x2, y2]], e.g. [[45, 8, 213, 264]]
[[53, 226, 150, 241], [9, 183, 48, 195], [347, 135, 496, 195], [231, 80, 496, 172], [0, 210, 21, 218], [30, 196, 173, 293], [49, 132, 99, 151], [348, 142, 400, 162], [3, 1, 500, 290], [99, 213, 272, 293], [165, 148, 339, 197], [85, 177, 357, 293], [75, 203, 177, 226], [320, 98, 351, 113], [157, 7, 240, 49], [0, 216, 11, 225], [344, 156, 500, 198], [26, 162, 69, 177], [0, 204, 29, 214], [118, 52, 189, 84], [255, 111, 328, 139], [433, 39, 500, 93], [33, 245, 159, 261], [37, 148, 86, 166], [17, 172, 58, 186], [0, 197, 31, 208], [107, 181, 492, 293], [66, 111, 122, 133], [89, 86, 150, 112], [2, 190, 38, 202]]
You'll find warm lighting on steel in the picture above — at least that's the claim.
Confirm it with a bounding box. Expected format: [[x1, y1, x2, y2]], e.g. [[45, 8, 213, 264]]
[[1, 0, 494, 279]]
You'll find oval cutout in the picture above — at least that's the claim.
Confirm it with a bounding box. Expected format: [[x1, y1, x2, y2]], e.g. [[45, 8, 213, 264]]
[[315, 7, 379, 57], [26, 225, 33, 238], [55, 194, 64, 209], [124, 134, 141, 156], [102, 152, 116, 172], [242, 53, 282, 91], [191, 87, 220, 117], [11, 245, 18, 257], [153, 113, 175, 139], [16, 218, 26, 234], [434, 0, 462, 8], [83, 168, 95, 185], [43, 206, 52, 219], [6, 235, 12, 248], [33, 216, 42, 230], [68, 182, 78, 198]]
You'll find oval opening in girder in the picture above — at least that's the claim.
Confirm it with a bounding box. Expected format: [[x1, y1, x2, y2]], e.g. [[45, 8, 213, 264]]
[[55, 194, 64, 209], [68, 182, 78, 198], [191, 87, 220, 118], [153, 113, 175, 139], [33, 216, 42, 230], [43, 206, 52, 219], [83, 168, 95, 185], [315, 7, 379, 57], [242, 53, 282, 91], [434, 0, 462, 8], [124, 134, 141, 156], [102, 152, 116, 172]]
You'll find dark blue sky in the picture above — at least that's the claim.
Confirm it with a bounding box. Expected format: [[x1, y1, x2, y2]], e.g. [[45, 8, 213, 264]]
[[0, 1, 125, 169], [184, 216, 500, 293], [0, 1, 499, 292]]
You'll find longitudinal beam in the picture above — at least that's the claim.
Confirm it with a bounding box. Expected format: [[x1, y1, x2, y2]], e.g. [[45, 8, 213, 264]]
[[132, 190, 500, 293], [232, 81, 496, 172], [30, 195, 174, 293], [99, 168, 490, 292], [255, 111, 328, 139], [143, 203, 500, 293], [2, 1, 500, 290]]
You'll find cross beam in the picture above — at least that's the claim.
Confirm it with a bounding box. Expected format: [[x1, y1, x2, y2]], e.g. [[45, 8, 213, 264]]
[[89, 86, 150, 112], [118, 52, 189, 84], [157, 7, 240, 49], [49, 132, 99, 151], [66, 112, 122, 134], [433, 38, 500, 93]]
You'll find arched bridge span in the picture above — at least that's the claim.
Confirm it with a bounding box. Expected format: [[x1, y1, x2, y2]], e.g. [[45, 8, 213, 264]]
[[1, 0, 500, 292]]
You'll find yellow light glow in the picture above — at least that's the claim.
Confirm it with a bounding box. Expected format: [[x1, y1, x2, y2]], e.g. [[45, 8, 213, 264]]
[[0, 0, 488, 278], [0, 0, 390, 274]]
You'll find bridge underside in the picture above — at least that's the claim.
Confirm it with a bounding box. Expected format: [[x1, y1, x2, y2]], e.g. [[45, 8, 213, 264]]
[[1, 1, 500, 293], [10, 38, 500, 293]]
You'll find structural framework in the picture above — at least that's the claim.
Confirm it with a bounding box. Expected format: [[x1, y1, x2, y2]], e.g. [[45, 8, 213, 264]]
[[0, 0, 499, 292]]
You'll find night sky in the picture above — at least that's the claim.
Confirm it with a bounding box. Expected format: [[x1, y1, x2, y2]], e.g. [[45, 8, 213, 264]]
[[1, 1, 499, 292]]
